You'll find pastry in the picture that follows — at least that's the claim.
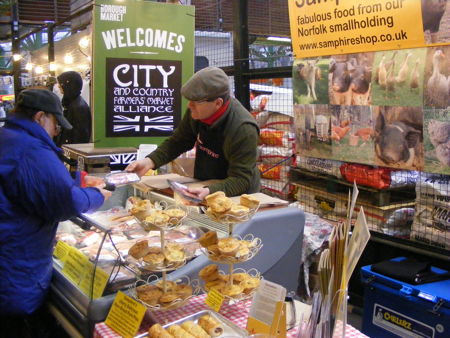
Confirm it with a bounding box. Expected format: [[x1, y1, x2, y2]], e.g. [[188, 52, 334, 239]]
[[143, 253, 165, 266], [198, 231, 218, 248], [155, 280, 177, 292], [231, 272, 249, 284], [164, 208, 186, 222], [229, 204, 249, 217], [175, 284, 193, 299], [130, 199, 154, 219], [235, 244, 250, 259], [159, 293, 180, 306], [148, 323, 173, 338], [198, 314, 224, 337], [199, 264, 219, 282], [205, 191, 226, 205], [221, 284, 243, 297], [204, 280, 225, 292], [217, 238, 240, 256], [165, 242, 184, 252], [209, 196, 232, 214], [241, 277, 260, 294], [207, 244, 220, 256], [137, 285, 163, 306], [147, 246, 163, 254], [164, 249, 185, 263], [240, 194, 260, 209], [181, 321, 209, 338], [128, 240, 150, 259], [145, 210, 170, 226], [167, 324, 196, 338]]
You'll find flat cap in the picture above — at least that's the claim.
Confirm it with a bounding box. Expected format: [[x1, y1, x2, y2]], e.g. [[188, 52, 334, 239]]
[[181, 66, 229, 101], [17, 88, 72, 130]]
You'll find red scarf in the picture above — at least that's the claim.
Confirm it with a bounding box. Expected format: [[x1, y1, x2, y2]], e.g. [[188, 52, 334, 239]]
[[201, 99, 230, 125]]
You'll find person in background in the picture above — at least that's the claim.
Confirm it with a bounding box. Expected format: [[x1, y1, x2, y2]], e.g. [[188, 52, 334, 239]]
[[0, 88, 111, 337], [56, 70, 92, 145], [126, 66, 260, 199]]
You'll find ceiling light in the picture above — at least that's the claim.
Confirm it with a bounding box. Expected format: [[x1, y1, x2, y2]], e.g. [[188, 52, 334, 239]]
[[64, 54, 73, 64], [35, 66, 43, 74], [12, 54, 22, 61], [79, 36, 90, 49], [25, 63, 33, 71]]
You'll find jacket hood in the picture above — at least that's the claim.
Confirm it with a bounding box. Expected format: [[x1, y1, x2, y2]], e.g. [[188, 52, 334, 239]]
[[57, 71, 83, 103]]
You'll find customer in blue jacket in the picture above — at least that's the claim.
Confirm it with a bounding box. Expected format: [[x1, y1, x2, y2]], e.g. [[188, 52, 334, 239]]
[[0, 88, 111, 336]]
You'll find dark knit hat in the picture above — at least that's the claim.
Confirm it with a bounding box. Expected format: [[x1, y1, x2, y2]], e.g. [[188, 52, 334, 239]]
[[181, 66, 229, 101], [17, 88, 72, 130]]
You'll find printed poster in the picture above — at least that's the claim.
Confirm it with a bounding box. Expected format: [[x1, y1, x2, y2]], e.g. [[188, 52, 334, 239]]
[[289, 0, 429, 58], [93, 0, 194, 147]]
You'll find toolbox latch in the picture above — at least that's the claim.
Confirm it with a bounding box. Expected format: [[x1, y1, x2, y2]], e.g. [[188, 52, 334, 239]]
[[363, 275, 376, 286], [427, 299, 445, 317], [400, 285, 413, 296]]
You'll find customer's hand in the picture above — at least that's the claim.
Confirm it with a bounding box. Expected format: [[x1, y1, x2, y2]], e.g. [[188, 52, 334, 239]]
[[125, 158, 155, 177], [84, 175, 105, 188], [98, 188, 113, 201]]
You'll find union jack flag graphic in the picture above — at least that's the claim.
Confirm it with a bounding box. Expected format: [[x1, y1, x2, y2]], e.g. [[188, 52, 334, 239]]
[[112, 115, 174, 134]]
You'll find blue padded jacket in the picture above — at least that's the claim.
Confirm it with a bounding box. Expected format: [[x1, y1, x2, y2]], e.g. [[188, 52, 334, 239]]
[[0, 117, 104, 315]]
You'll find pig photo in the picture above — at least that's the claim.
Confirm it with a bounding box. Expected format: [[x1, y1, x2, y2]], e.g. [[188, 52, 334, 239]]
[[293, 58, 329, 104], [293, 104, 332, 159], [328, 53, 373, 106], [422, 0, 450, 44], [331, 105, 375, 165], [423, 46, 450, 108], [424, 108, 450, 174], [372, 48, 426, 107], [374, 106, 424, 170]]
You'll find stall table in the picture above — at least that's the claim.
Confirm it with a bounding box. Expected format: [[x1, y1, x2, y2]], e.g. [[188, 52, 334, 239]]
[[94, 294, 367, 338]]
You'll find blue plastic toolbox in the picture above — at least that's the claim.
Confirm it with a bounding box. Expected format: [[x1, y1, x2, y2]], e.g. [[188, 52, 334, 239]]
[[361, 258, 450, 338]]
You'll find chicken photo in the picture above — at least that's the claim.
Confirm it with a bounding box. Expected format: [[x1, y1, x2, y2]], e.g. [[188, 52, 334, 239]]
[[428, 119, 450, 167]]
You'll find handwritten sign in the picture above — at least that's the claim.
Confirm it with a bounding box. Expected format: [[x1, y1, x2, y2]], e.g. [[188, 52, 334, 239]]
[[61, 247, 89, 284], [289, 0, 425, 57], [105, 291, 147, 338], [79, 264, 110, 299], [205, 288, 225, 312], [53, 240, 72, 263]]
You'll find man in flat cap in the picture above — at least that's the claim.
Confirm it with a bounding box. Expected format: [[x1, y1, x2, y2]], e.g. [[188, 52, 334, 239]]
[[127, 66, 260, 199], [0, 88, 110, 336]]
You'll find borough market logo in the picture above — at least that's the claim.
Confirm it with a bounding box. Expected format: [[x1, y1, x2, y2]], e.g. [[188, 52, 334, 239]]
[[100, 4, 126, 22]]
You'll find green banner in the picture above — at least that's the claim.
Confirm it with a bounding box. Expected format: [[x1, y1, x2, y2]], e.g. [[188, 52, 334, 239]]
[[93, 0, 194, 147]]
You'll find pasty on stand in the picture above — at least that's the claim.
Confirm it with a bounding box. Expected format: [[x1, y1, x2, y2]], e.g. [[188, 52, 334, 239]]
[[128, 240, 151, 259]]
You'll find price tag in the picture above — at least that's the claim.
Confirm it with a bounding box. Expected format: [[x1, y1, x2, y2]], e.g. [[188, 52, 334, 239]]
[[61, 247, 89, 284], [105, 291, 146, 338], [205, 288, 224, 312], [53, 240, 72, 263], [79, 262, 110, 299]]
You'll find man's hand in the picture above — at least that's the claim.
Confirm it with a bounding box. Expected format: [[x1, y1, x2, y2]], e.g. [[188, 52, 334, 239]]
[[185, 187, 210, 201], [125, 158, 155, 177]]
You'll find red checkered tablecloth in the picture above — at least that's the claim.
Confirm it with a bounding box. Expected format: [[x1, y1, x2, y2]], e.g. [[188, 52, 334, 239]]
[[94, 294, 368, 337]]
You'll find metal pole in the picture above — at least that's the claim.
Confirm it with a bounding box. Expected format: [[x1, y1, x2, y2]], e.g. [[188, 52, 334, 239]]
[[232, 0, 250, 110], [11, 0, 21, 95], [47, 23, 56, 89]]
